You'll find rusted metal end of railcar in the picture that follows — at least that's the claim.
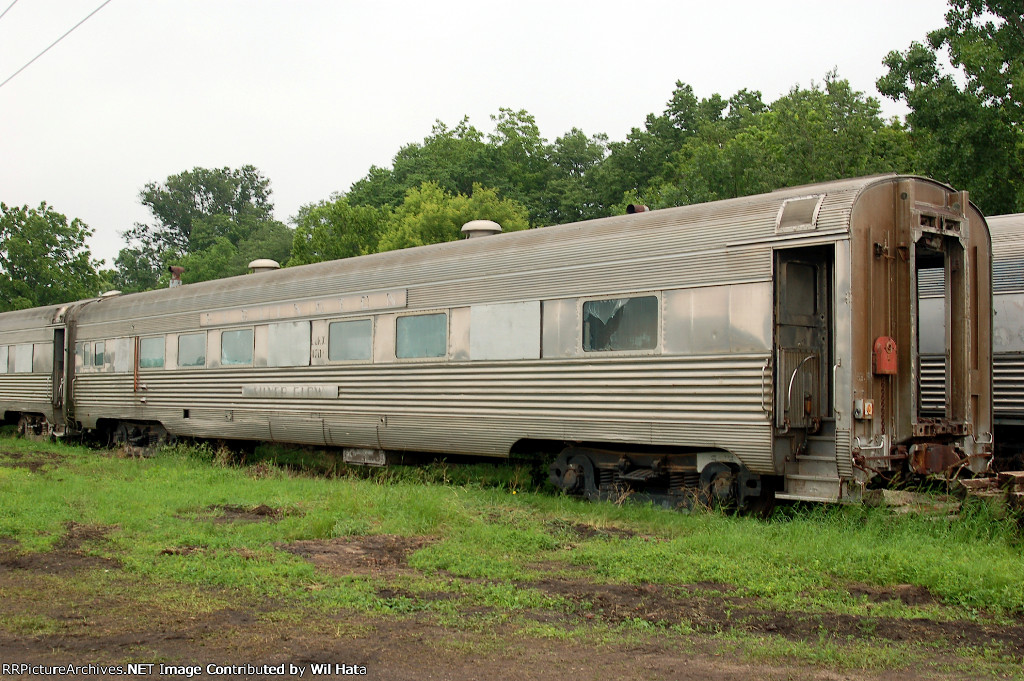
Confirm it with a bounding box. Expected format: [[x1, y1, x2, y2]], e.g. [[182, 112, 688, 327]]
[[842, 178, 993, 489]]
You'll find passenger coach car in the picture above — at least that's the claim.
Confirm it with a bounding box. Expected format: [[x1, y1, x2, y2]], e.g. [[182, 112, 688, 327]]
[[0, 175, 994, 506], [921, 212, 1022, 469]]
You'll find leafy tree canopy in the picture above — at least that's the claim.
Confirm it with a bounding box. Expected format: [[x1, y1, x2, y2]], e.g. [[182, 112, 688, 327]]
[[626, 74, 914, 210], [289, 198, 390, 266], [0, 202, 101, 311], [345, 113, 607, 228], [377, 182, 529, 253], [877, 0, 1024, 213], [114, 165, 291, 291]]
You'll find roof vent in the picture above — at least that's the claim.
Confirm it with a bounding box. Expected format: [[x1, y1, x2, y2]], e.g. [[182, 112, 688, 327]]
[[248, 259, 281, 274], [776, 195, 824, 232], [461, 220, 502, 239], [99, 290, 122, 299], [626, 204, 649, 214], [168, 266, 184, 288]]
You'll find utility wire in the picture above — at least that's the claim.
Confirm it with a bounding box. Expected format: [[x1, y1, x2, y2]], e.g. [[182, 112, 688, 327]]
[[0, 0, 113, 91], [0, 0, 19, 22]]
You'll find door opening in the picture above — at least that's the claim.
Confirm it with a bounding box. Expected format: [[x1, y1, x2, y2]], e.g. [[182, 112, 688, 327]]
[[775, 246, 834, 432]]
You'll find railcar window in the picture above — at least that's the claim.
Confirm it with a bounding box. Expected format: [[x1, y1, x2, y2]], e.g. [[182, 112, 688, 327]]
[[139, 336, 165, 369], [12, 344, 33, 373], [396, 313, 447, 359], [0, 346, 7, 374], [583, 296, 658, 352], [178, 333, 206, 368], [266, 321, 311, 367], [784, 264, 817, 316], [33, 343, 52, 374], [10, 345, 29, 373], [221, 329, 254, 366], [94, 341, 105, 367], [75, 342, 92, 368], [329, 319, 372, 361]]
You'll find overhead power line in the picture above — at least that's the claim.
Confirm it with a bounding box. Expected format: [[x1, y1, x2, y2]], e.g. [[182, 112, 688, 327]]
[[0, 0, 20, 22], [0, 0, 114, 91]]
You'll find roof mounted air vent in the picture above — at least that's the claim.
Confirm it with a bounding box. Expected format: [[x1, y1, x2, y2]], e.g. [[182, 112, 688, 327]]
[[248, 259, 281, 274], [461, 220, 502, 239]]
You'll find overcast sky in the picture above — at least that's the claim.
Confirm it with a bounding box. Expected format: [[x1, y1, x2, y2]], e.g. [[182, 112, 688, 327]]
[[0, 1, 951, 266]]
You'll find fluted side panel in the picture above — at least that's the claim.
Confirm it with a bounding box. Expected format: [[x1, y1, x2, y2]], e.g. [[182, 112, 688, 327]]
[[0, 375, 52, 415], [919, 355, 946, 413], [72, 354, 775, 471], [835, 428, 853, 477], [990, 214, 1024, 294], [994, 354, 1024, 418]]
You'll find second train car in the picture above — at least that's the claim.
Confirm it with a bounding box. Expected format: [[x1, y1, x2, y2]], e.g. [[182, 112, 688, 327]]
[[0, 174, 994, 506]]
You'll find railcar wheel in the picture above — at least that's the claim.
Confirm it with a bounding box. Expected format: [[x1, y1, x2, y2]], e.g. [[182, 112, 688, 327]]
[[16, 415, 50, 442], [549, 448, 598, 496], [698, 462, 738, 511], [112, 423, 128, 446]]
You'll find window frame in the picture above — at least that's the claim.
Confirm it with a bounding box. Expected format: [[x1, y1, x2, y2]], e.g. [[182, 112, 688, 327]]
[[326, 317, 375, 364], [176, 332, 207, 369], [220, 327, 255, 367], [579, 292, 662, 356], [138, 335, 166, 370], [263, 320, 312, 368], [394, 310, 449, 362]]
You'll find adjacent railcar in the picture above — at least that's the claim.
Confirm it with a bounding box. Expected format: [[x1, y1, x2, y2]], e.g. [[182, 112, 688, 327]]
[[0, 175, 993, 505], [921, 212, 1023, 468], [990, 213, 1024, 465]]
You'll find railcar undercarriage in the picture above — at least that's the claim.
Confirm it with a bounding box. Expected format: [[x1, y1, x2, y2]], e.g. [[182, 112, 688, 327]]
[[547, 445, 769, 512]]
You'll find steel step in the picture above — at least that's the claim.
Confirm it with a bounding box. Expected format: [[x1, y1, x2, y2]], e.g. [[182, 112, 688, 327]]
[[775, 492, 840, 503]]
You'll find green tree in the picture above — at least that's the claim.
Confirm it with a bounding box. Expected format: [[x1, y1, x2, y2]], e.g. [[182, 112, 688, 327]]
[[347, 118, 495, 209], [289, 198, 390, 266], [586, 81, 728, 211], [378, 182, 529, 252], [111, 246, 161, 293], [345, 112, 606, 227], [539, 127, 608, 224], [0, 202, 101, 311], [116, 165, 289, 290], [645, 76, 913, 209], [877, 0, 1024, 213]]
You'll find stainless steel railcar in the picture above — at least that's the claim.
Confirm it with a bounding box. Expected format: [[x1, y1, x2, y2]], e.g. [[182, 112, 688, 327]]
[[921, 212, 1023, 468], [0, 175, 993, 505]]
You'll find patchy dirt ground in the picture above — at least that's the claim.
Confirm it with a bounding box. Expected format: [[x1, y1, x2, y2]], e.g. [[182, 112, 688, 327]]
[[1, 522, 1022, 681], [0, 446, 1020, 679]]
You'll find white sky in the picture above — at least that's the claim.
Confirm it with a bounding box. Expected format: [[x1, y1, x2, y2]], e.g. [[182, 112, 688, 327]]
[[0, 0, 951, 267]]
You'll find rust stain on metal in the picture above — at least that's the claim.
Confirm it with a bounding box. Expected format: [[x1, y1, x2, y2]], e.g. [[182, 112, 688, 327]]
[[909, 443, 960, 475]]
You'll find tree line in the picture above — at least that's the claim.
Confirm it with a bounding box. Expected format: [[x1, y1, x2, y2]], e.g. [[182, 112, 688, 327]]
[[1, 0, 1020, 311]]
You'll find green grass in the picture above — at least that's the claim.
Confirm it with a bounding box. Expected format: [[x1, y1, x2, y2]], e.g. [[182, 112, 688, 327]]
[[1, 433, 1023, 673]]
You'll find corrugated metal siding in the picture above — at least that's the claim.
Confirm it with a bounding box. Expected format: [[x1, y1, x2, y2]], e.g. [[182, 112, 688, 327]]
[[994, 354, 1024, 418], [0, 375, 52, 415], [924, 352, 1024, 421], [72, 354, 776, 471], [990, 214, 1024, 294], [835, 429, 853, 477], [919, 355, 946, 413]]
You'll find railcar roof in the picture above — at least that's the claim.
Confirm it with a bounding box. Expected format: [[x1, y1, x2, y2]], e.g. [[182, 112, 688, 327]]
[[0, 174, 971, 327], [990, 213, 1024, 254], [0, 303, 66, 332]]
